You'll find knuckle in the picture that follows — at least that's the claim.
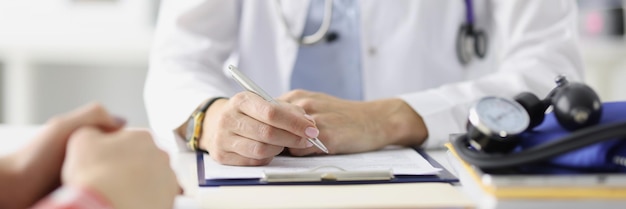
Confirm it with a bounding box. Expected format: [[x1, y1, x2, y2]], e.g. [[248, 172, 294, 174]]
[[233, 117, 246, 132], [230, 93, 245, 104], [230, 93, 251, 111], [281, 91, 295, 101], [283, 89, 304, 101], [250, 143, 271, 159], [260, 105, 278, 121], [256, 124, 275, 140], [291, 89, 307, 96], [297, 98, 315, 111], [289, 119, 309, 135]]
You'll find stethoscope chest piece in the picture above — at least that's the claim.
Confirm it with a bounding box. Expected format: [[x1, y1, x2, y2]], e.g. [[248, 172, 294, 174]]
[[456, 24, 488, 66], [456, 0, 488, 65]]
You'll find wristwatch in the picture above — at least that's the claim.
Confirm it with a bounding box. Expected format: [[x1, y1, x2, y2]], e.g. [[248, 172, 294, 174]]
[[185, 97, 226, 151]]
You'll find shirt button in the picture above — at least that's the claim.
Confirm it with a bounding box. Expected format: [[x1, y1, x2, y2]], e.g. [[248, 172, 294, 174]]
[[368, 47, 377, 56]]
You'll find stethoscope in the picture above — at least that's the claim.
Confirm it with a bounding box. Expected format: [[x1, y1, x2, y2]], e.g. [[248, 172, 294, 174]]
[[456, 0, 488, 65], [275, 0, 488, 65], [274, 0, 338, 45]]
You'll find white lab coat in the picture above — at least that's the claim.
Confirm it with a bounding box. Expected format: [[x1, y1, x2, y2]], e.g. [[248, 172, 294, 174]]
[[144, 0, 583, 151]]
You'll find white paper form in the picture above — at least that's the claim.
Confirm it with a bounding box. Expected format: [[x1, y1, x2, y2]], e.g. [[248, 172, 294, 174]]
[[203, 147, 441, 179]]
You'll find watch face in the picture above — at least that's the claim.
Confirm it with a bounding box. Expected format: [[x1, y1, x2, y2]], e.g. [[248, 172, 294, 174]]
[[469, 97, 530, 137], [185, 116, 196, 141]]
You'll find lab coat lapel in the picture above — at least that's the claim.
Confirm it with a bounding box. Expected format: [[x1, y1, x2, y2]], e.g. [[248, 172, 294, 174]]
[[276, 0, 310, 38], [274, 0, 310, 92]]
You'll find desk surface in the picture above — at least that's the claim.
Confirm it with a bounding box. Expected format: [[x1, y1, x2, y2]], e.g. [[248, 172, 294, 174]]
[[0, 125, 471, 208]]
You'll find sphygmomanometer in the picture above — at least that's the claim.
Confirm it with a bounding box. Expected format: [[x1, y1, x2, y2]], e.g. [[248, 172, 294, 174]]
[[452, 75, 626, 170]]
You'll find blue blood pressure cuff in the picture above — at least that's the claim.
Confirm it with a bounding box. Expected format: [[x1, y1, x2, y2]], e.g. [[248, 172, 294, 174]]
[[519, 102, 626, 172], [611, 140, 626, 172]]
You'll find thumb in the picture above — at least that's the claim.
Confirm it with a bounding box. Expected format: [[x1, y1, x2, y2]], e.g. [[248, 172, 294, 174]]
[[59, 103, 126, 133], [37, 103, 126, 147]]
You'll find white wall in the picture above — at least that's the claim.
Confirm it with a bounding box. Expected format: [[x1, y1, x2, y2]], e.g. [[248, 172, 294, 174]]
[[30, 64, 149, 126], [0, 0, 156, 127], [581, 40, 626, 102]]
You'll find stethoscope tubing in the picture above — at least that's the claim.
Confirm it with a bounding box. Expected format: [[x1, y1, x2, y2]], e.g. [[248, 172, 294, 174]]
[[275, 0, 333, 45], [275, 0, 486, 64]]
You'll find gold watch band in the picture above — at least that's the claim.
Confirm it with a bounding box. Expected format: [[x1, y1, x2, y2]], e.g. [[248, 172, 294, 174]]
[[187, 97, 227, 151]]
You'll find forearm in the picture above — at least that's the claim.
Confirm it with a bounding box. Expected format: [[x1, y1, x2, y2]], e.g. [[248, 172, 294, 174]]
[[373, 98, 428, 148], [0, 156, 20, 209], [0, 141, 64, 209], [0, 154, 60, 209]]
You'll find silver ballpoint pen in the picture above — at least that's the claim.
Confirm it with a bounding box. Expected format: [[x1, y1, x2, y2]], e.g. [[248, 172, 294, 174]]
[[227, 65, 329, 153]]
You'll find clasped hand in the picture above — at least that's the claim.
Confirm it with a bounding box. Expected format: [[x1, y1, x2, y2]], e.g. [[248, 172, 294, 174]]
[[0, 104, 179, 209], [200, 90, 427, 166]]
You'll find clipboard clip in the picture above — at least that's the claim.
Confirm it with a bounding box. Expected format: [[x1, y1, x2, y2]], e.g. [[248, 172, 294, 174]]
[[261, 166, 394, 183]]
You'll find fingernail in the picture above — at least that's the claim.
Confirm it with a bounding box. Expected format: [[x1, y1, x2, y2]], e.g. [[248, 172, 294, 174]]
[[113, 115, 127, 126], [305, 127, 319, 138]]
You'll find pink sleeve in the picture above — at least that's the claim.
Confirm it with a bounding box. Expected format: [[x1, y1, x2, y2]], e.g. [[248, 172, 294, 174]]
[[30, 185, 113, 209]]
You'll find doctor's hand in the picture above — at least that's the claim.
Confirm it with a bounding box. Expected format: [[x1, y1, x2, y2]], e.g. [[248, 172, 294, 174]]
[[198, 92, 319, 166], [279, 90, 428, 156]]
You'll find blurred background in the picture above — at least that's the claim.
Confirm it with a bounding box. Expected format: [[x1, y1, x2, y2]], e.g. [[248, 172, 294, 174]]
[[0, 0, 625, 127]]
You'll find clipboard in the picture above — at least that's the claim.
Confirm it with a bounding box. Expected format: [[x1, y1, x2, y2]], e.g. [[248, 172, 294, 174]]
[[196, 148, 458, 187]]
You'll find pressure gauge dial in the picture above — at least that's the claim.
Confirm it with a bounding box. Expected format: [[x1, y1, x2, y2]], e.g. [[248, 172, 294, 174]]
[[467, 96, 530, 153]]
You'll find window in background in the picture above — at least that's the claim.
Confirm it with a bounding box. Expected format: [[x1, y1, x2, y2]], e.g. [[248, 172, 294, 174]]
[[578, 0, 626, 102], [579, 0, 624, 39], [0, 0, 158, 126]]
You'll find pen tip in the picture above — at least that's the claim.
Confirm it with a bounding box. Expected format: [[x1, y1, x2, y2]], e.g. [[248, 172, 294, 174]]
[[317, 141, 330, 154], [308, 138, 329, 154]]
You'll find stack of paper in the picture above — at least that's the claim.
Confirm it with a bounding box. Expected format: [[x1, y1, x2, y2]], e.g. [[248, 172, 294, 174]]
[[198, 147, 462, 186], [446, 144, 626, 209]]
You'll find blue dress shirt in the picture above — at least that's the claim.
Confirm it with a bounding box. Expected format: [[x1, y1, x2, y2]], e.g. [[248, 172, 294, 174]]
[[290, 0, 363, 101]]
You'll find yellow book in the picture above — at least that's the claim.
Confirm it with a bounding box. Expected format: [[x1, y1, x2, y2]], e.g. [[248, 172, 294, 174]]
[[446, 143, 626, 199]]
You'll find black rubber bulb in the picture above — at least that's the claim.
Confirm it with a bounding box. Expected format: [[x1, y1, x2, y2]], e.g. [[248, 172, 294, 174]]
[[550, 76, 603, 131]]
